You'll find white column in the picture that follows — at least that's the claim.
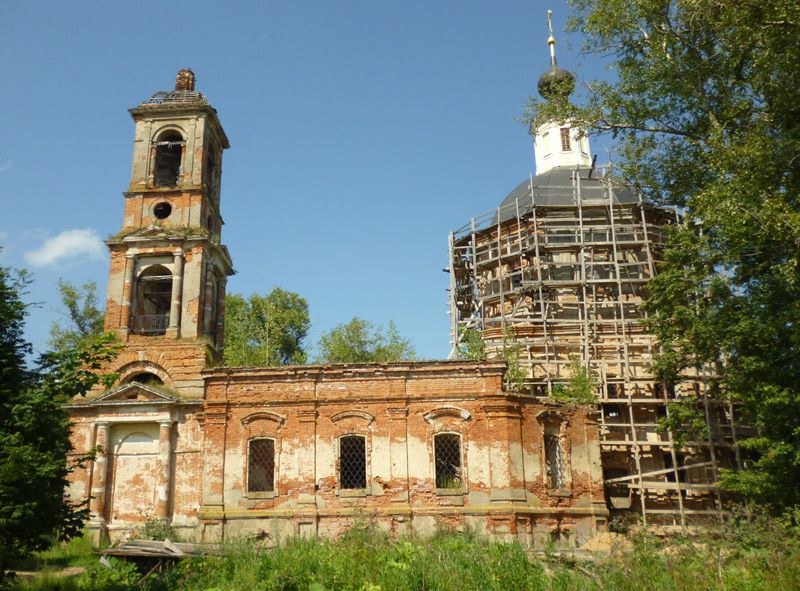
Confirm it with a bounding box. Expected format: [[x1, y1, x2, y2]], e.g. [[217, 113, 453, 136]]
[[89, 422, 110, 523], [153, 420, 174, 520], [167, 250, 184, 337], [119, 255, 136, 337]]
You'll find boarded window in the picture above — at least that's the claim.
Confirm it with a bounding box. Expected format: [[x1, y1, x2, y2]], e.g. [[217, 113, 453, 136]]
[[434, 433, 462, 489], [339, 435, 366, 490], [544, 424, 566, 489], [560, 127, 571, 151], [248, 438, 275, 493]]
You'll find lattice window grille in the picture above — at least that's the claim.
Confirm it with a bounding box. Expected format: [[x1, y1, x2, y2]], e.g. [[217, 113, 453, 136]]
[[339, 435, 366, 490], [434, 433, 462, 489], [544, 432, 566, 489], [248, 438, 275, 493]]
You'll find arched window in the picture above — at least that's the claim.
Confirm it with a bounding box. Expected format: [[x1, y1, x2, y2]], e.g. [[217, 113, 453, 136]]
[[434, 433, 462, 489], [154, 131, 184, 187], [339, 435, 366, 490], [543, 422, 567, 490], [248, 438, 275, 493], [123, 372, 163, 386], [132, 265, 172, 335], [206, 143, 218, 185]]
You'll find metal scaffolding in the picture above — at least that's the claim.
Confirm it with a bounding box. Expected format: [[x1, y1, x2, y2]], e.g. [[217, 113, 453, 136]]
[[447, 167, 740, 526]]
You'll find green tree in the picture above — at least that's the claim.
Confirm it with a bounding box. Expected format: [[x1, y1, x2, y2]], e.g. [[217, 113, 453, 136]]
[[223, 288, 310, 366], [48, 280, 105, 353], [0, 264, 118, 580], [552, 357, 597, 404], [529, 0, 800, 509], [457, 327, 486, 360], [315, 317, 416, 363], [501, 327, 527, 392]]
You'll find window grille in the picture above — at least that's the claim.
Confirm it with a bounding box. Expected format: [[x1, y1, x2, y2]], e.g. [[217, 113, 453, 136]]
[[560, 127, 571, 151], [248, 438, 275, 493], [544, 431, 566, 489], [434, 433, 462, 489], [339, 435, 366, 490]]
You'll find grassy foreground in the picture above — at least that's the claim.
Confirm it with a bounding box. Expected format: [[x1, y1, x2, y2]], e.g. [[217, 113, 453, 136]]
[[8, 514, 800, 591]]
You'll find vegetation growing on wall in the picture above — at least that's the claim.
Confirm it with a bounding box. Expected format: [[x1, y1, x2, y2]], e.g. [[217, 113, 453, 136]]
[[501, 327, 527, 392], [552, 357, 597, 404], [457, 327, 485, 361]]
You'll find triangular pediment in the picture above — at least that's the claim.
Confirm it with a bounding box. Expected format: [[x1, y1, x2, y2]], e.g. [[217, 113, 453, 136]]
[[121, 225, 173, 240], [118, 225, 209, 242], [81, 382, 180, 406]]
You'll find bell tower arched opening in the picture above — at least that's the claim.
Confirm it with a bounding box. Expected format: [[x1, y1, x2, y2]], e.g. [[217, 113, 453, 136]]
[[154, 130, 184, 187], [132, 264, 172, 335]]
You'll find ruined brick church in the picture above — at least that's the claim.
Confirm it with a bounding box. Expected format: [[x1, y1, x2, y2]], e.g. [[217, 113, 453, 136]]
[[65, 67, 609, 546]]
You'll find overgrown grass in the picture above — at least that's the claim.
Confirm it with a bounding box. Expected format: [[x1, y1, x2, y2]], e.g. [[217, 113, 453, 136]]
[[12, 536, 96, 572], [9, 511, 800, 591]]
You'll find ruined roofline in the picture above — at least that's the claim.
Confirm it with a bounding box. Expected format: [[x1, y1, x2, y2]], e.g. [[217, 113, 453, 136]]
[[203, 359, 508, 379], [128, 102, 231, 149]]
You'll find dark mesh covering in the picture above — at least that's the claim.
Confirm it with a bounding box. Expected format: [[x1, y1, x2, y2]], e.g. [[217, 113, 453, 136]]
[[434, 434, 462, 489], [248, 439, 275, 492], [339, 435, 366, 490]]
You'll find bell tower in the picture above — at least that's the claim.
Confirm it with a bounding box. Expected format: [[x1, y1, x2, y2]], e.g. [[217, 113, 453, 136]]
[[103, 69, 234, 396]]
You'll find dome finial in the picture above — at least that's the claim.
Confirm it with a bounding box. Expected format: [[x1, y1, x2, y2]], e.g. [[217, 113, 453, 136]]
[[537, 9, 575, 100]]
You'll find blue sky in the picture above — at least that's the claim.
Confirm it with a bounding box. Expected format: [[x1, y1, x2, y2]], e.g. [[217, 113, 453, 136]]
[[0, 0, 612, 360]]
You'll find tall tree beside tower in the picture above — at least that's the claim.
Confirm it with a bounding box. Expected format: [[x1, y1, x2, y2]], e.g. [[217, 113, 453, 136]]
[[529, 0, 800, 509], [0, 263, 118, 579]]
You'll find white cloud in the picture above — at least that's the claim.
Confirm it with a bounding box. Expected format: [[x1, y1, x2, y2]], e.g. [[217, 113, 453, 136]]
[[24, 228, 106, 267]]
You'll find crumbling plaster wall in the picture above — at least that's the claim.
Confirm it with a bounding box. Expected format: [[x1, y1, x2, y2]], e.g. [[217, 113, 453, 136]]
[[104, 243, 209, 340], [128, 114, 208, 192], [199, 361, 607, 546], [66, 401, 204, 540]]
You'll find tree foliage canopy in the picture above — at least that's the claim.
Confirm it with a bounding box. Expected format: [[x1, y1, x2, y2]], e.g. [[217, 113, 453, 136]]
[[223, 288, 311, 366], [315, 318, 416, 364], [529, 0, 800, 509], [0, 264, 118, 579], [48, 280, 105, 353]]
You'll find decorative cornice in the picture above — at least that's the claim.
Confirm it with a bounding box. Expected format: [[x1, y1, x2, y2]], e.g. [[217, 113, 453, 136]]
[[423, 406, 471, 423], [331, 410, 375, 424], [241, 411, 286, 426]]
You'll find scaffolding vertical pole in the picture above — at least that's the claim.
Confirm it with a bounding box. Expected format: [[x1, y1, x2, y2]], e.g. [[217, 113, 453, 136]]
[[575, 171, 592, 366], [530, 187, 552, 391], [606, 175, 647, 525], [701, 366, 724, 523], [496, 207, 506, 333], [470, 218, 481, 333], [661, 386, 687, 527], [447, 231, 460, 360]]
